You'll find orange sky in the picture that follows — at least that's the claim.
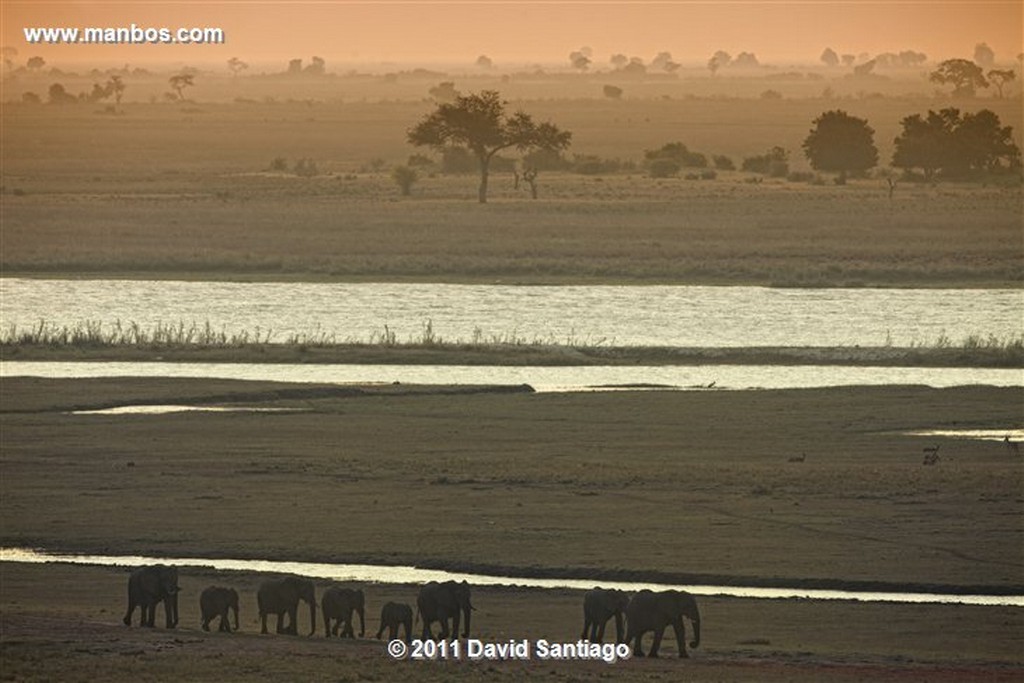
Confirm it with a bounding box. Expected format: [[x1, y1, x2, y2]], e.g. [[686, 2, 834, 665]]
[[2, 1, 1021, 68]]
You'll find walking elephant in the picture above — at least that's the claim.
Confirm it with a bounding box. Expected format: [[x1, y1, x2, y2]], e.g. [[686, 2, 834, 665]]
[[624, 589, 701, 658], [257, 577, 316, 636], [200, 586, 239, 632], [581, 588, 630, 643], [376, 601, 413, 644], [416, 580, 473, 641], [123, 564, 179, 628], [321, 587, 365, 638]]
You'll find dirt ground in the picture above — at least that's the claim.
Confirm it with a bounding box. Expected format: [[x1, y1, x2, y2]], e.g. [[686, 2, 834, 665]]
[[1, 371, 1022, 682]]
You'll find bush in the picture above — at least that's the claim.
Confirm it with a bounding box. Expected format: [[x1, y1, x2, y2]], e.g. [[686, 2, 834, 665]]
[[407, 154, 434, 168], [522, 148, 571, 171], [269, 157, 288, 172], [572, 154, 627, 175], [648, 158, 681, 178], [645, 142, 707, 168], [742, 146, 789, 177], [786, 171, 815, 182], [391, 165, 418, 196], [602, 84, 623, 99], [712, 155, 735, 171]]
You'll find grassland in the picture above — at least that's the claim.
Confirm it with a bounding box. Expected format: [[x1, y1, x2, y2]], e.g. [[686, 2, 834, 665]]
[[1, 378, 1023, 681], [2, 96, 1021, 287], [2, 73, 1022, 681]]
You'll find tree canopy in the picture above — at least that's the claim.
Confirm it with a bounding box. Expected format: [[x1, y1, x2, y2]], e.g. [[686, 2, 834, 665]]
[[802, 110, 878, 180], [929, 59, 988, 98], [892, 108, 1021, 179], [407, 90, 571, 203]]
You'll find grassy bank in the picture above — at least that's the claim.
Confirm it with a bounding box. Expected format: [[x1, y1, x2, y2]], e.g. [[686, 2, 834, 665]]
[[3, 321, 1022, 367]]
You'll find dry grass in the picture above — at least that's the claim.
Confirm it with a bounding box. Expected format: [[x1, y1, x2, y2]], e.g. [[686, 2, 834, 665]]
[[2, 100, 1021, 287]]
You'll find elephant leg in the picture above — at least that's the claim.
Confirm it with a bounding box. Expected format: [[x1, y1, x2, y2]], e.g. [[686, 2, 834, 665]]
[[614, 613, 625, 644], [672, 620, 688, 658], [595, 619, 607, 644], [581, 617, 590, 641], [288, 607, 299, 635], [220, 610, 231, 632], [144, 603, 155, 627], [421, 620, 432, 641], [438, 617, 450, 641], [275, 612, 285, 634], [650, 627, 665, 658], [630, 632, 646, 658], [260, 612, 269, 634], [164, 597, 176, 629]]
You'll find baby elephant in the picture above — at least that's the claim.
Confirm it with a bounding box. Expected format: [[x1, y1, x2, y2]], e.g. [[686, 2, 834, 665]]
[[321, 587, 365, 638], [375, 601, 413, 644], [200, 586, 239, 633]]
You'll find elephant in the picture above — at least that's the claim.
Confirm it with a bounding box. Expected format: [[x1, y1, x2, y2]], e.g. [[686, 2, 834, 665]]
[[200, 586, 239, 633], [257, 577, 316, 636], [581, 588, 630, 644], [123, 564, 179, 628], [624, 589, 701, 658], [321, 587, 365, 638], [416, 580, 473, 641], [375, 601, 413, 644]]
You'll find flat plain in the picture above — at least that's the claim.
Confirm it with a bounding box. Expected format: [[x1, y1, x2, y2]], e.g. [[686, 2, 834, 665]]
[[1, 72, 1022, 682]]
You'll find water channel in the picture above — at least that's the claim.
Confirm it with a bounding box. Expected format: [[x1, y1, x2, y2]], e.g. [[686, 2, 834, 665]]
[[3, 548, 1020, 607]]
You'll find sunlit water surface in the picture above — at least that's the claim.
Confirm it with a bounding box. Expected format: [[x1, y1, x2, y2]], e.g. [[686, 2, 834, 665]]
[[2, 548, 1020, 607], [3, 279, 1021, 347]]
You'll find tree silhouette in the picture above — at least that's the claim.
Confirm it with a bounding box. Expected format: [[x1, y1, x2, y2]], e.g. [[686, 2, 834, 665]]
[[930, 59, 988, 98], [26, 56, 45, 71], [802, 110, 878, 182], [610, 54, 628, 69], [820, 48, 839, 67], [227, 57, 248, 76], [391, 165, 418, 196], [893, 108, 1020, 178], [168, 73, 194, 101], [407, 90, 571, 203], [986, 69, 1015, 98]]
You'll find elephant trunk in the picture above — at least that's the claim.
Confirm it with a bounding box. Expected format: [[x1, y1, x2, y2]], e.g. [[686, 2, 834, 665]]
[[309, 601, 317, 636], [232, 603, 239, 632], [357, 606, 366, 638], [462, 604, 472, 638], [689, 612, 701, 649]]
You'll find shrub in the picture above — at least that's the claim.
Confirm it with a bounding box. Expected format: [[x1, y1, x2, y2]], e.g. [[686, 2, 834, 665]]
[[602, 84, 623, 99], [407, 154, 434, 168], [713, 155, 735, 170], [391, 165, 418, 196], [522, 148, 571, 171], [742, 146, 789, 177], [648, 158, 681, 178], [269, 157, 288, 171], [645, 142, 707, 168], [572, 154, 626, 175]]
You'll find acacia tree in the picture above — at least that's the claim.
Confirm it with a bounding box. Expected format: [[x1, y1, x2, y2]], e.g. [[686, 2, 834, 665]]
[[407, 90, 571, 203], [987, 69, 1015, 98], [930, 59, 988, 97], [168, 73, 194, 101], [802, 110, 878, 182]]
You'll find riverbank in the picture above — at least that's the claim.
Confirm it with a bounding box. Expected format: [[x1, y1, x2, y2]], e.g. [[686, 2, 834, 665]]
[[3, 342, 1022, 368], [1, 562, 1021, 682]]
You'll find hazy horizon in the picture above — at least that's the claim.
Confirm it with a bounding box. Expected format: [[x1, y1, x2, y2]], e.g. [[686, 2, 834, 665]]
[[3, 1, 1021, 70]]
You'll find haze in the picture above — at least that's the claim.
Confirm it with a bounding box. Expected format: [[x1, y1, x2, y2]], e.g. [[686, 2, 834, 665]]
[[3, 1, 1021, 67]]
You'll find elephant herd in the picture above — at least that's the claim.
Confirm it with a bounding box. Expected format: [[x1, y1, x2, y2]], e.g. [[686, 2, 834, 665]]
[[122, 566, 700, 658]]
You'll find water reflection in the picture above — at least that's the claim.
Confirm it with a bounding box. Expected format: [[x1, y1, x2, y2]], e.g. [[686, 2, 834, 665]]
[[2, 361, 1021, 391], [3, 279, 1021, 348], [2, 548, 1019, 607]]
